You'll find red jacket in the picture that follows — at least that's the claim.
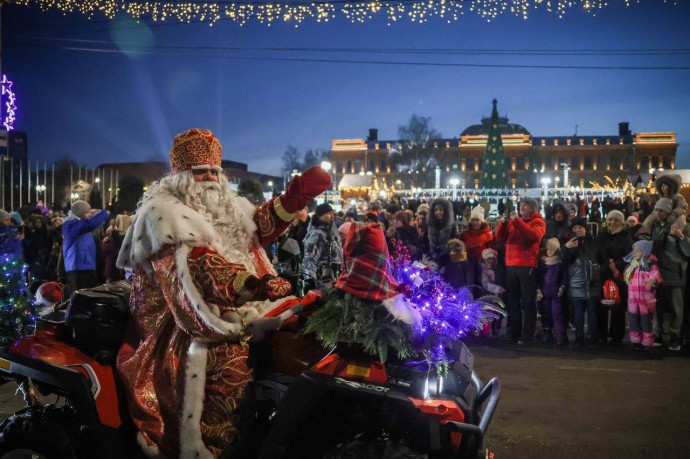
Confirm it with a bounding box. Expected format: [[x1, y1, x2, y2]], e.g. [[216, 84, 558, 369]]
[[495, 212, 546, 268], [460, 223, 495, 264]]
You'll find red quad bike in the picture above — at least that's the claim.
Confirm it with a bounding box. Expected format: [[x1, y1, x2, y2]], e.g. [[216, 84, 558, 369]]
[[0, 281, 500, 459]]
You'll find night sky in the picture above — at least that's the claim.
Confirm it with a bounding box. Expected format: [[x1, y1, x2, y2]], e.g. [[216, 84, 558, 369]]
[[3, 1, 690, 177]]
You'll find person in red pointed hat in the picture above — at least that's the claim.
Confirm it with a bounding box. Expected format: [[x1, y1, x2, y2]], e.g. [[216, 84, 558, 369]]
[[116, 128, 331, 458]]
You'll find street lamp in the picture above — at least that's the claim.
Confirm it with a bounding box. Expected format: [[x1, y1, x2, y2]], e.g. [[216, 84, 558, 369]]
[[449, 178, 459, 200], [541, 177, 551, 201]]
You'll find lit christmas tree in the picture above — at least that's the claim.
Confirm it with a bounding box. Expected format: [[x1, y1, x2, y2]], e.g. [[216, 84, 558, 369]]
[[0, 228, 37, 345], [479, 99, 510, 189]]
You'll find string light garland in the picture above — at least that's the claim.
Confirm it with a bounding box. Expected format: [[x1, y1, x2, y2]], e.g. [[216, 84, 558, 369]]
[[12, 0, 681, 26], [1, 74, 17, 132], [0, 228, 38, 346]]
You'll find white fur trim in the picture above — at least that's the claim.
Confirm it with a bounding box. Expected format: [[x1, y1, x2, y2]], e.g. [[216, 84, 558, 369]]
[[136, 432, 159, 458], [381, 294, 422, 328], [116, 194, 217, 272], [180, 340, 214, 459]]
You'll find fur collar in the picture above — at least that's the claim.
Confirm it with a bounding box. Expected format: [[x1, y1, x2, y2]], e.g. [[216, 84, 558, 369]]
[[116, 190, 257, 272]]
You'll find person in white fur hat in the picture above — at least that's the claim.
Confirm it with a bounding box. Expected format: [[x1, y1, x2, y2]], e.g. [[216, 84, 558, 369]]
[[115, 128, 331, 458]]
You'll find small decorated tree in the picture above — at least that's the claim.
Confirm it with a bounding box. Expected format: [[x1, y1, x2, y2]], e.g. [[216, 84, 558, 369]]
[[0, 229, 37, 345]]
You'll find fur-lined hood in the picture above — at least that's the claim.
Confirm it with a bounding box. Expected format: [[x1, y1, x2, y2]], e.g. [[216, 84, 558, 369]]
[[428, 197, 454, 229], [655, 174, 681, 197], [116, 189, 257, 272]]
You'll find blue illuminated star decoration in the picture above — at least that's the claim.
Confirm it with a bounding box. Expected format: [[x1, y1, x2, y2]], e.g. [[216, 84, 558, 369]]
[[1, 74, 17, 131]]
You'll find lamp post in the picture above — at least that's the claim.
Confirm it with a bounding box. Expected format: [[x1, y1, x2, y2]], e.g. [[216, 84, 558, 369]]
[[35, 184, 46, 205], [320, 161, 333, 204], [449, 178, 459, 200], [541, 177, 551, 202], [561, 163, 570, 190]]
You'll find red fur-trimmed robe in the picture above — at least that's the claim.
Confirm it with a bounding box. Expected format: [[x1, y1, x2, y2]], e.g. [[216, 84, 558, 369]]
[[116, 191, 299, 458]]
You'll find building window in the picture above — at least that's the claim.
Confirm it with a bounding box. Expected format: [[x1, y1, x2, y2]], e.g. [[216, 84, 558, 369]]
[[541, 139, 546, 146], [380, 159, 386, 171], [354, 160, 361, 172], [516, 157, 525, 170], [609, 155, 620, 169], [453, 163, 458, 170], [584, 156, 593, 169], [466, 157, 475, 170], [545, 156, 553, 169], [571, 157, 580, 169], [346, 160, 352, 173], [532, 157, 542, 171]]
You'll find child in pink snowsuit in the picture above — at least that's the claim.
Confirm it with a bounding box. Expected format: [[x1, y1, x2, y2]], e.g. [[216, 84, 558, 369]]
[[623, 240, 662, 350]]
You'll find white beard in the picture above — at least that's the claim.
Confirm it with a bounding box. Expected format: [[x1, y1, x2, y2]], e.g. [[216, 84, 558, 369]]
[[189, 182, 257, 276]]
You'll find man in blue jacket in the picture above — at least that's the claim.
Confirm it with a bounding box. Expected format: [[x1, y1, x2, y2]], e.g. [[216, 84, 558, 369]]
[[62, 200, 110, 295]]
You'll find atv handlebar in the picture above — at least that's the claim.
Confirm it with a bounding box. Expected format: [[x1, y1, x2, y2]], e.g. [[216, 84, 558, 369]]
[[443, 373, 501, 455]]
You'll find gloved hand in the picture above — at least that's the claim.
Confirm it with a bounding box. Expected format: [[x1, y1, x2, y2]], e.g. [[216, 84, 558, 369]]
[[257, 275, 293, 302], [558, 286, 565, 298], [536, 289, 543, 302], [282, 166, 332, 213]]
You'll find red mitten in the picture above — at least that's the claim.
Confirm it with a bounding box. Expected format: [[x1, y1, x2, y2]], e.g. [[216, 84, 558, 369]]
[[258, 275, 293, 302], [282, 166, 332, 213]]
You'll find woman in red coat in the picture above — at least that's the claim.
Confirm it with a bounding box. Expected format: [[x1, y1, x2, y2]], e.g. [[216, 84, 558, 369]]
[[460, 205, 495, 280]]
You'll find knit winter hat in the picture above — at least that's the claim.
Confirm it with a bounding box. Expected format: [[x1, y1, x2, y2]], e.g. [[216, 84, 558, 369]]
[[0, 209, 10, 223], [626, 215, 639, 225], [545, 238, 561, 252], [314, 202, 334, 218], [416, 203, 430, 216], [606, 210, 625, 222], [632, 240, 653, 260], [470, 205, 486, 222], [520, 197, 539, 212], [482, 248, 498, 260], [654, 197, 673, 214], [344, 211, 358, 221], [571, 217, 588, 230], [70, 200, 91, 219]]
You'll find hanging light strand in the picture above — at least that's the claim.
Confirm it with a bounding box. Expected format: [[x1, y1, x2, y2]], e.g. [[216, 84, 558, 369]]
[[11, 0, 678, 27]]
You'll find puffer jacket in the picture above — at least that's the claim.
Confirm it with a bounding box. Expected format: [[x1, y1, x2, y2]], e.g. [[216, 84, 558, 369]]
[[303, 217, 344, 282], [495, 211, 546, 269], [627, 255, 662, 311], [62, 211, 110, 272], [563, 234, 603, 300], [460, 223, 495, 264]]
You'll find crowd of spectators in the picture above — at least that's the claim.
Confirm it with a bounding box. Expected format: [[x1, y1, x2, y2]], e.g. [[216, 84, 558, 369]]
[[2, 173, 689, 352]]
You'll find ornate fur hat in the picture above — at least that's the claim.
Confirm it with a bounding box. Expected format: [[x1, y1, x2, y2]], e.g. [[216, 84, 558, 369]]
[[169, 128, 223, 174]]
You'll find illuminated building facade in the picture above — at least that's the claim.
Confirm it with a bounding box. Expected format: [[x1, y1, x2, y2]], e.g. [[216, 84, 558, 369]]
[[329, 104, 678, 191]]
